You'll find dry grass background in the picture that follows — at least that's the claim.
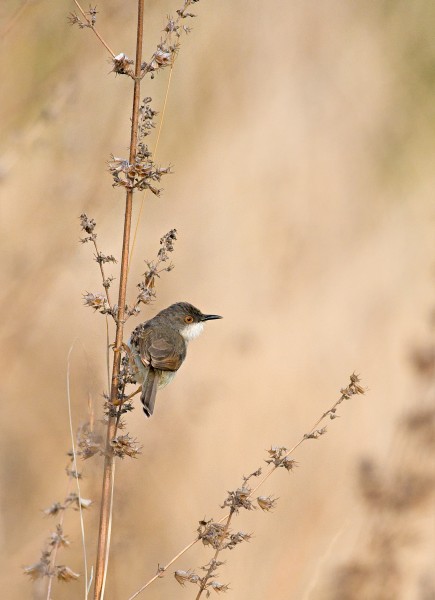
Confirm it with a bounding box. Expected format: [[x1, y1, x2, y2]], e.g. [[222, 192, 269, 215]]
[[1, 0, 434, 598]]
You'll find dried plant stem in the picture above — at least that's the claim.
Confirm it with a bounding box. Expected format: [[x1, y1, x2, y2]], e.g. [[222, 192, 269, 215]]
[[72, 0, 116, 57], [93, 2, 145, 598]]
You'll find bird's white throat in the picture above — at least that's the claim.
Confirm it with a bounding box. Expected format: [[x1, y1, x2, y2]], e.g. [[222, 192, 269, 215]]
[[180, 321, 204, 342]]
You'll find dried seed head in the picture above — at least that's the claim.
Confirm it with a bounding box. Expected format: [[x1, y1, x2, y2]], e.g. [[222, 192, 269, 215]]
[[257, 495, 278, 511], [111, 434, 142, 459], [49, 526, 70, 549], [55, 565, 80, 582], [225, 531, 252, 550], [221, 487, 255, 512], [63, 493, 92, 511], [198, 520, 227, 549], [265, 446, 296, 470], [304, 427, 327, 440], [165, 16, 181, 36], [83, 292, 107, 312], [112, 53, 134, 76], [281, 457, 297, 471], [154, 48, 172, 66], [174, 569, 200, 586], [341, 373, 366, 398], [209, 581, 230, 593], [79, 213, 96, 234], [95, 252, 117, 264], [88, 6, 97, 26], [23, 553, 50, 580], [68, 12, 87, 28], [71, 495, 92, 510], [108, 154, 171, 195], [43, 502, 64, 517], [77, 425, 102, 459], [267, 446, 287, 460], [68, 6, 96, 29]]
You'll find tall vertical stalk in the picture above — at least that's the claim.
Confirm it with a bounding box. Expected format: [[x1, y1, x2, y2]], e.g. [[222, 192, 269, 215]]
[[93, 1, 145, 598]]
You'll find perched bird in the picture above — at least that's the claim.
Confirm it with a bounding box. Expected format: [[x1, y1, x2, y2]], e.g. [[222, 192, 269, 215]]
[[127, 302, 222, 417]]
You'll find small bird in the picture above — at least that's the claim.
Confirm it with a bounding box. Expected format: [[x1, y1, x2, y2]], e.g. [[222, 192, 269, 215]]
[[127, 302, 222, 417]]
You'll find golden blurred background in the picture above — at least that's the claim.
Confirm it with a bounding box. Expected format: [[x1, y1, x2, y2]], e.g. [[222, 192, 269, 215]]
[[1, 0, 434, 598]]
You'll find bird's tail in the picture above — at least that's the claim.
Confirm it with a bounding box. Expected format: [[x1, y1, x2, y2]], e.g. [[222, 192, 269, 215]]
[[141, 368, 158, 417]]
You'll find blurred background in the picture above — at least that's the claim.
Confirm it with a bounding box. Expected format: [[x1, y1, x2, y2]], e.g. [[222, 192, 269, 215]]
[[1, 0, 434, 598]]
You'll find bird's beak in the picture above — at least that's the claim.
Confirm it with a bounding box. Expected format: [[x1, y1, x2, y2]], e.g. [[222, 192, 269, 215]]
[[201, 314, 223, 321]]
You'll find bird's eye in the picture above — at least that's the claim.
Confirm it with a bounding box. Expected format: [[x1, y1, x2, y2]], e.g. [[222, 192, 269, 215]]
[[184, 315, 194, 324]]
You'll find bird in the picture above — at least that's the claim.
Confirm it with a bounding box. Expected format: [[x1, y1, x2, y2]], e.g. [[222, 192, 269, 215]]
[[127, 302, 222, 417]]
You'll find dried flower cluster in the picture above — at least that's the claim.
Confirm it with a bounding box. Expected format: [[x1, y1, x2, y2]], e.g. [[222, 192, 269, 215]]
[[112, 52, 135, 76], [108, 153, 171, 196], [44, 493, 92, 517], [198, 519, 252, 551], [77, 421, 103, 460], [221, 487, 255, 513], [256, 495, 277, 512], [68, 6, 97, 29], [265, 446, 297, 470], [138, 96, 157, 140], [111, 434, 142, 459]]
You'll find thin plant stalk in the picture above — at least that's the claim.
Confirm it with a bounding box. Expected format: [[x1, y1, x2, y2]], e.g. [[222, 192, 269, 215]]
[[66, 341, 89, 599], [93, 1, 145, 598], [128, 375, 364, 598]]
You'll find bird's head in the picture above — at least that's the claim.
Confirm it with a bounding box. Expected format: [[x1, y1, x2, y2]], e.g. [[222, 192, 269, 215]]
[[157, 302, 222, 341]]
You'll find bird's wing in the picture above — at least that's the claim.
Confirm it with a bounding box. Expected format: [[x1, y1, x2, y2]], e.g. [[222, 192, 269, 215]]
[[139, 328, 186, 372]]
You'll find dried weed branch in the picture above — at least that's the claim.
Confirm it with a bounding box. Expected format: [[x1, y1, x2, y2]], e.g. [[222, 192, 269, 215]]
[[128, 374, 365, 599], [80, 214, 116, 318], [23, 432, 93, 597], [69, 0, 116, 57], [126, 228, 177, 318]]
